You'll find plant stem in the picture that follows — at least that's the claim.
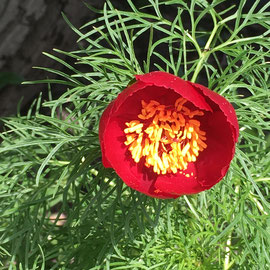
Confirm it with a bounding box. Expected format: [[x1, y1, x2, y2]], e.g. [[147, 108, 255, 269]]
[[190, 53, 207, 83], [191, 10, 218, 83], [224, 234, 232, 270], [224, 185, 239, 270], [249, 193, 268, 215]]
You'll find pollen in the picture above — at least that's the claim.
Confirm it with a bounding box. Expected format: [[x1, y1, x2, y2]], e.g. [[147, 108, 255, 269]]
[[124, 98, 207, 175]]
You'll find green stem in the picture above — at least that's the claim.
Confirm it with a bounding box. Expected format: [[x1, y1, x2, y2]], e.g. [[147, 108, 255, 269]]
[[185, 30, 202, 58], [191, 10, 218, 83], [224, 234, 232, 270], [223, 185, 239, 270], [190, 54, 207, 83]]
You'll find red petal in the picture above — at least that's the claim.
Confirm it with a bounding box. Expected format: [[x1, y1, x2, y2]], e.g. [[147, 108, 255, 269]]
[[103, 116, 178, 199], [99, 72, 239, 198], [111, 80, 149, 115], [189, 82, 239, 142], [99, 101, 115, 168], [99, 80, 148, 168], [196, 111, 235, 187], [155, 163, 206, 196], [136, 71, 212, 112], [113, 85, 182, 119]]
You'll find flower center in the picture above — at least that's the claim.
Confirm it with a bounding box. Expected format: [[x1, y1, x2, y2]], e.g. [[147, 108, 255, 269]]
[[124, 98, 207, 175]]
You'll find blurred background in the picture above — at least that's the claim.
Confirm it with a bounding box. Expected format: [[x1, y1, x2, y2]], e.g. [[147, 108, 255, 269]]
[[0, 0, 267, 118], [0, 0, 104, 118]]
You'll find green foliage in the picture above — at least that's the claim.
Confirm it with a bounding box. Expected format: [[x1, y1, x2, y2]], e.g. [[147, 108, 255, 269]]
[[1, 0, 270, 269]]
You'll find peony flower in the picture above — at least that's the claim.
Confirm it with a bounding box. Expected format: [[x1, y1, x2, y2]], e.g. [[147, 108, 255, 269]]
[[99, 71, 239, 199]]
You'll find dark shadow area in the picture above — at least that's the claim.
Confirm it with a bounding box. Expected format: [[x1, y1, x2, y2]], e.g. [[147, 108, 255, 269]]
[[0, 0, 267, 120]]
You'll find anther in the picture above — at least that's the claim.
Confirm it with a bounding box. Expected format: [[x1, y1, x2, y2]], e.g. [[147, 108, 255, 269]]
[[124, 97, 207, 175]]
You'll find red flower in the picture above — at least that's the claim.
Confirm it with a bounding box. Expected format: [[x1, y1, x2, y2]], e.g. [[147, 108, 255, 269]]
[[99, 71, 239, 199]]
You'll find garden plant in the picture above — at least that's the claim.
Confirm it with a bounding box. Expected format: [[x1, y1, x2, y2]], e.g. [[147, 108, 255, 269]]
[[0, 0, 270, 269]]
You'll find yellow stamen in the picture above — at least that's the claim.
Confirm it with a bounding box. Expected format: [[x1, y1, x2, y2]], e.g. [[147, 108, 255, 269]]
[[124, 123, 143, 133], [124, 98, 207, 175], [182, 143, 190, 157]]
